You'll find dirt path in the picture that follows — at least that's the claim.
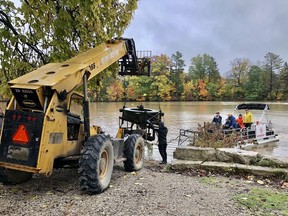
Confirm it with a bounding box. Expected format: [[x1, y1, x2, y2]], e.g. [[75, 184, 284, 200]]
[[0, 160, 286, 216]]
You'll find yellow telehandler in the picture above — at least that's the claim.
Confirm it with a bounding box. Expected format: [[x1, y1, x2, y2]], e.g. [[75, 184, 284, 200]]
[[0, 38, 163, 194]]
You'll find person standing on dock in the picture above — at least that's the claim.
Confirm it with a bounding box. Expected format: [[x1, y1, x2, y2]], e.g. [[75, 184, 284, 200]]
[[243, 109, 253, 128], [212, 111, 222, 127]]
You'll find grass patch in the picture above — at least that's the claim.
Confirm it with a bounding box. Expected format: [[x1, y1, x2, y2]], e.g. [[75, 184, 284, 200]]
[[199, 176, 219, 185], [234, 188, 288, 215]]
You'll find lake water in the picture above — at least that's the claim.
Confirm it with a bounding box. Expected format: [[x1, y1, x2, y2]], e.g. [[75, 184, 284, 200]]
[[1, 101, 287, 162], [89, 101, 288, 162]]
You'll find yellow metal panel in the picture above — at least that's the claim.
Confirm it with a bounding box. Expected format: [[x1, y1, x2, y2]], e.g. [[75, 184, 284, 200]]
[[65, 40, 127, 81], [10, 84, 42, 90], [9, 40, 128, 94], [9, 63, 87, 87], [36, 93, 84, 175], [10, 85, 45, 110], [0, 162, 40, 173]]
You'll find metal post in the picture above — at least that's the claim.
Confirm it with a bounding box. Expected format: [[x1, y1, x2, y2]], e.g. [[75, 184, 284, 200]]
[[83, 73, 90, 140]]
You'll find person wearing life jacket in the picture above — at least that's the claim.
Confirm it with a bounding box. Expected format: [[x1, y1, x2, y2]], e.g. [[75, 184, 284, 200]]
[[236, 114, 245, 129], [243, 109, 253, 128]]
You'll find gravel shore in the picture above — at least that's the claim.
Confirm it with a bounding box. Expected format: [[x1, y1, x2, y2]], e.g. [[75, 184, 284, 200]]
[[0, 160, 284, 216]]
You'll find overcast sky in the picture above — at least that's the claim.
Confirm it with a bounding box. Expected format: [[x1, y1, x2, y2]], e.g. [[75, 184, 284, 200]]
[[123, 0, 288, 74]]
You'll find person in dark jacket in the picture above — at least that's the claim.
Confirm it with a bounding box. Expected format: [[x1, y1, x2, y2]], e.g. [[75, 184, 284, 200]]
[[0, 108, 3, 129], [212, 111, 222, 127], [155, 121, 168, 164]]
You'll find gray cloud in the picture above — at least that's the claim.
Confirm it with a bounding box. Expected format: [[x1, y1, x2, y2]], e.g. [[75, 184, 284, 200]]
[[124, 0, 288, 73]]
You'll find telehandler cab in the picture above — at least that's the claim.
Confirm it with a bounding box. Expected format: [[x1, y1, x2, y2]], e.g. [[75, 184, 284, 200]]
[[0, 38, 163, 194]]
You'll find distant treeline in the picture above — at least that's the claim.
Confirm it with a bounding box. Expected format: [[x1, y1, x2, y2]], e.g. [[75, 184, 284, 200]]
[[1, 51, 287, 103], [88, 51, 288, 102]]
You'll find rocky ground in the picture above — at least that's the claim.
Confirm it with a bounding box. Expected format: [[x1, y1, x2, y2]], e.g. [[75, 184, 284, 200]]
[[0, 160, 287, 216]]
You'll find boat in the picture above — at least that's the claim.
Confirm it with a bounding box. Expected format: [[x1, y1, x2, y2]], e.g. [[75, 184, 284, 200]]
[[230, 103, 279, 149], [177, 103, 279, 148]]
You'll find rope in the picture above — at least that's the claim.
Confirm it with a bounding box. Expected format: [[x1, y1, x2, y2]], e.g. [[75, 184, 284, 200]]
[[149, 134, 180, 145], [167, 134, 180, 144], [123, 77, 128, 108]]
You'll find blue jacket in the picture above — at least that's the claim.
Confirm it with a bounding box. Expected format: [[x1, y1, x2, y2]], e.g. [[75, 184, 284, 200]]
[[225, 115, 237, 128]]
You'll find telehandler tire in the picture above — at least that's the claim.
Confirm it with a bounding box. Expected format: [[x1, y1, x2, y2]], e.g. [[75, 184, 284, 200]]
[[79, 134, 114, 194], [123, 134, 145, 171], [0, 168, 32, 185]]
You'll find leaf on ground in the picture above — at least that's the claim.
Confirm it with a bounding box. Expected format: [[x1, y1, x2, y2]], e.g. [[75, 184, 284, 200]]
[[30, 195, 38, 200], [281, 182, 288, 189]]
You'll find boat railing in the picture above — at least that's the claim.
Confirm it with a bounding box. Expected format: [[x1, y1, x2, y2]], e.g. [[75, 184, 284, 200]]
[[178, 129, 198, 146], [178, 122, 277, 147]]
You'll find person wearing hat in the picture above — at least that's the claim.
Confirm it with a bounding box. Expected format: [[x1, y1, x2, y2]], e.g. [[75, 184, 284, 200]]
[[224, 113, 237, 129], [243, 109, 253, 128], [212, 111, 222, 127]]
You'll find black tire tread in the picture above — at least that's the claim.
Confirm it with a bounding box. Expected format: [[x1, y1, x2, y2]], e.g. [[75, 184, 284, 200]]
[[0, 168, 32, 185], [78, 134, 113, 194], [123, 134, 144, 172]]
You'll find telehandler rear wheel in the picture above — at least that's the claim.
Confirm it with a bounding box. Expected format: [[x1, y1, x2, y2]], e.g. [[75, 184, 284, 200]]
[[0, 168, 32, 185], [79, 134, 114, 194], [123, 134, 145, 171]]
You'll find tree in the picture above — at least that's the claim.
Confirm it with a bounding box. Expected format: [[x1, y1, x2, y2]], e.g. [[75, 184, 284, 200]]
[[0, 0, 138, 97], [170, 51, 185, 100], [229, 58, 250, 88], [188, 53, 221, 83], [150, 55, 175, 101], [279, 62, 288, 100], [197, 80, 208, 100], [228, 58, 250, 99], [182, 81, 196, 101], [106, 79, 124, 101], [188, 54, 205, 80], [263, 52, 283, 99], [204, 55, 221, 83], [243, 65, 265, 100]]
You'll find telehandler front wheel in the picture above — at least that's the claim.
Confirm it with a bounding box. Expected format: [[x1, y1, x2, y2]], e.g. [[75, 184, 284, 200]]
[[79, 134, 114, 194], [0, 168, 32, 185], [123, 134, 145, 171]]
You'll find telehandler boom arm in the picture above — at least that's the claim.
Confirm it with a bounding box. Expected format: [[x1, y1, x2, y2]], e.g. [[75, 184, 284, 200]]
[[9, 38, 151, 95]]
